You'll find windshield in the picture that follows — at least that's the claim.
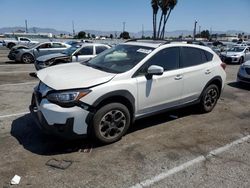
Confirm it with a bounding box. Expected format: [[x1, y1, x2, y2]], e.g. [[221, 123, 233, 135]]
[[62, 46, 78, 55], [84, 44, 154, 73], [228, 47, 245, 52]]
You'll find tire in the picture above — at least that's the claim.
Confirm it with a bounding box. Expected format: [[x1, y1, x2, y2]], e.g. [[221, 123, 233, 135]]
[[199, 84, 219, 113], [92, 103, 131, 144], [8, 43, 15, 49], [22, 53, 34, 64], [239, 57, 244, 64]]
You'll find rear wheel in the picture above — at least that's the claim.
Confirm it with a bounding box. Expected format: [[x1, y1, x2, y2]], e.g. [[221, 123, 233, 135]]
[[92, 103, 131, 144], [22, 53, 34, 64], [199, 84, 219, 113]]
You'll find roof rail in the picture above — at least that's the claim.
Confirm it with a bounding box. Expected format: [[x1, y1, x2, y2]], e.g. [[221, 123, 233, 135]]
[[124, 38, 169, 44], [162, 40, 206, 46]]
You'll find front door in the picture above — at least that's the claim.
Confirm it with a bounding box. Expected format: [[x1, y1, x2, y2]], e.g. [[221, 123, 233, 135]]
[[135, 47, 183, 117]]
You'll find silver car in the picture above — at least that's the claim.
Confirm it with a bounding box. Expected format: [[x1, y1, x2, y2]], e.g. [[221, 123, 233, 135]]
[[8, 42, 71, 63], [220, 46, 250, 64], [237, 60, 250, 84], [34, 43, 110, 70]]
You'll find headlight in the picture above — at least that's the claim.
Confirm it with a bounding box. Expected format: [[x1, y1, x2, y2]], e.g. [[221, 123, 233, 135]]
[[46, 90, 91, 106]]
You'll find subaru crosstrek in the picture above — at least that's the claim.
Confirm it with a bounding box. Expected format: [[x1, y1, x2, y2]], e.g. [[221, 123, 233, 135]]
[[30, 40, 226, 144]]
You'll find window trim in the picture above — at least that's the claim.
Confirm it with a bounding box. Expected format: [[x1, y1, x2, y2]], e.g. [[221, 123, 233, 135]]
[[132, 47, 181, 78]]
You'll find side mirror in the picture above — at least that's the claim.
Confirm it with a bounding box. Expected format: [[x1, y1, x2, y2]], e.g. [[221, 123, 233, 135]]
[[147, 65, 164, 76]]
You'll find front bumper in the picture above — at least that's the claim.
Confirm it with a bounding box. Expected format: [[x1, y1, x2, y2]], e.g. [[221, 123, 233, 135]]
[[30, 92, 90, 139], [237, 66, 250, 84], [221, 55, 240, 64]]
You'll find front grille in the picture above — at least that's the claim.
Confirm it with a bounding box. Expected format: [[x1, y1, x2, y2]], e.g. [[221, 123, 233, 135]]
[[245, 68, 250, 75]]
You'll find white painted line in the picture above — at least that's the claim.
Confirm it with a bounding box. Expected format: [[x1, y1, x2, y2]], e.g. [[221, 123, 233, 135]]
[[130, 135, 250, 188], [0, 81, 37, 87], [0, 111, 29, 119], [0, 71, 32, 74]]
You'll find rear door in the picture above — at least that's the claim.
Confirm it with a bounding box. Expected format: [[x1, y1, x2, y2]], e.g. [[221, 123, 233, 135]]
[[179, 47, 215, 103], [244, 47, 250, 61], [136, 47, 183, 116]]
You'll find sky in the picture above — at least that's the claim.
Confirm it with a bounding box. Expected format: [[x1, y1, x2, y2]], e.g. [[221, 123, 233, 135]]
[[0, 0, 250, 33]]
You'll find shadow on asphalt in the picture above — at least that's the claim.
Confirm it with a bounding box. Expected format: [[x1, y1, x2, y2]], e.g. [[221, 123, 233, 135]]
[[228, 81, 250, 91], [11, 106, 200, 156], [4, 61, 24, 64]]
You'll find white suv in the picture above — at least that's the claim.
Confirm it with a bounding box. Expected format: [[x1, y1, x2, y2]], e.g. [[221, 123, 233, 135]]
[[30, 40, 226, 144]]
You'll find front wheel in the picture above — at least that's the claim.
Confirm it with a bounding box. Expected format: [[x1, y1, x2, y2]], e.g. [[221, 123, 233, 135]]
[[92, 103, 131, 144], [239, 57, 244, 64], [199, 84, 219, 113], [22, 53, 34, 64]]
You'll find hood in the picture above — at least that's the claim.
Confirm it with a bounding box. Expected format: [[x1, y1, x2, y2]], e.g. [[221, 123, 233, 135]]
[[37, 63, 116, 90], [221, 52, 242, 56], [36, 53, 68, 62], [243, 60, 250, 66]]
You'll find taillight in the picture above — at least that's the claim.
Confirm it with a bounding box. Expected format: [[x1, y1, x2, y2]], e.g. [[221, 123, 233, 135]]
[[220, 62, 226, 70]]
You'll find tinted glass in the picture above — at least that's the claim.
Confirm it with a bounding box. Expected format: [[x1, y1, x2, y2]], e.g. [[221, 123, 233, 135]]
[[96, 46, 108, 54], [38, 43, 51, 49], [52, 43, 65, 48], [78, 46, 93, 55], [142, 47, 180, 72], [204, 51, 213, 61], [181, 47, 204, 68], [20, 38, 29, 41]]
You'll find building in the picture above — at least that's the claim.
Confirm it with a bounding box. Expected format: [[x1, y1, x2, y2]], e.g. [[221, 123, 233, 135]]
[[4, 32, 53, 38]]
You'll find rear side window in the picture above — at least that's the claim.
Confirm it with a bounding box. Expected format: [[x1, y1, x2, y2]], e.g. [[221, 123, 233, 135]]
[[180, 47, 211, 68], [52, 43, 65, 48], [96, 46, 109, 54], [204, 51, 213, 61], [143, 47, 180, 71]]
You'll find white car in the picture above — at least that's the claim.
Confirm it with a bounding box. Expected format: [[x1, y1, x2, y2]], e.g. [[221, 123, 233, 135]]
[[237, 60, 250, 84], [220, 46, 250, 64], [30, 40, 226, 144]]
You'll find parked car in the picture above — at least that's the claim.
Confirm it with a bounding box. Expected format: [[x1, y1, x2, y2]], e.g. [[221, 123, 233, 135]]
[[3, 37, 39, 49], [8, 42, 71, 64], [34, 43, 110, 70], [220, 46, 250, 64], [237, 60, 250, 84], [30, 40, 226, 144]]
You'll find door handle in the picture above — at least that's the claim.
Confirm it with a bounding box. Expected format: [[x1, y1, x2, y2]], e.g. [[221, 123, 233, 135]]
[[205, 69, 211, 74], [175, 74, 183, 80]]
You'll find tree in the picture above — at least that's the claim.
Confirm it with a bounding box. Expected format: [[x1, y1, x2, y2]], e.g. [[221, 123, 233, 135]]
[[110, 34, 114, 39], [91, 34, 96, 39], [151, 0, 178, 39], [200, 30, 210, 39], [77, 31, 86, 39], [120, 31, 130, 39], [151, 0, 159, 39]]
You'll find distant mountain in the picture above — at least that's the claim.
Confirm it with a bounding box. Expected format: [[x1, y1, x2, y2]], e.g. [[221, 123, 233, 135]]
[[0, 27, 70, 35], [0, 27, 248, 38]]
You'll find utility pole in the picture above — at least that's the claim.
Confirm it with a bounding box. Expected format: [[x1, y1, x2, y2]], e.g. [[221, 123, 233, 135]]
[[199, 25, 201, 35], [123, 22, 126, 33], [25, 19, 28, 33], [142, 24, 144, 38], [193, 20, 197, 40], [72, 21, 75, 37]]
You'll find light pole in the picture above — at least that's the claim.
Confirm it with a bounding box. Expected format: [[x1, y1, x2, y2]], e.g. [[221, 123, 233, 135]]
[[193, 20, 197, 40]]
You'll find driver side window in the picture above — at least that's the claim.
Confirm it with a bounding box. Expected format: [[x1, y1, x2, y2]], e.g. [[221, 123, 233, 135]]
[[138, 47, 180, 74], [77, 46, 93, 55]]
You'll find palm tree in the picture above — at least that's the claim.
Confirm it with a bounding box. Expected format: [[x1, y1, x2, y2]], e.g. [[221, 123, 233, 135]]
[[160, 0, 177, 39], [151, 0, 159, 39], [157, 0, 170, 38]]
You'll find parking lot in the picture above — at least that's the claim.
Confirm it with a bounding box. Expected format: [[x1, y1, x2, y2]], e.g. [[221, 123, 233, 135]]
[[0, 46, 250, 187]]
